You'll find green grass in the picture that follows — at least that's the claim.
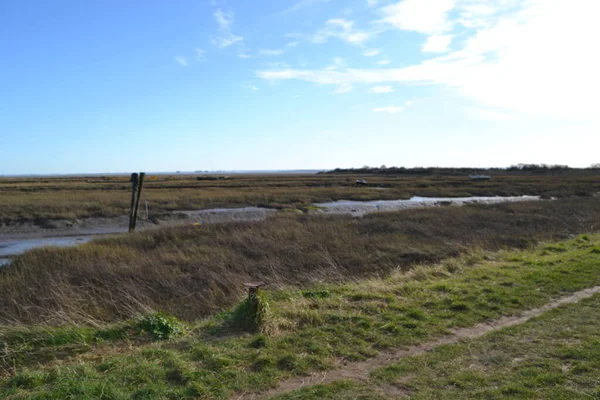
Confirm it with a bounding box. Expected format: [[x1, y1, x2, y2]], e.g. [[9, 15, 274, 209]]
[[2, 235, 600, 399], [276, 293, 600, 399]]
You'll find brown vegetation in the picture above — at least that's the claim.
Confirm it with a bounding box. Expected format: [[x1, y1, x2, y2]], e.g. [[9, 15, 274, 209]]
[[1, 197, 599, 326], [1, 173, 600, 227]]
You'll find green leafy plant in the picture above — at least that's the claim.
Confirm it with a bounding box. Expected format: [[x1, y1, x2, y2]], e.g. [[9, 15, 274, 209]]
[[138, 313, 185, 340]]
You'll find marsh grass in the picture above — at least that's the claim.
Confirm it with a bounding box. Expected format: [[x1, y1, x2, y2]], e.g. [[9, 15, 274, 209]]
[[2, 173, 599, 226], [1, 198, 600, 326]]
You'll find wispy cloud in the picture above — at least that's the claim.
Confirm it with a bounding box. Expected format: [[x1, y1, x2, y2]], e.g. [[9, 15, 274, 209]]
[[286, 41, 300, 47], [380, 0, 455, 34], [333, 83, 353, 94], [213, 8, 243, 48], [326, 57, 348, 70], [366, 0, 378, 7], [259, 1, 599, 120], [175, 56, 188, 67], [214, 9, 234, 31], [370, 85, 394, 93], [377, 59, 391, 65], [238, 53, 252, 59], [363, 49, 380, 57], [312, 18, 372, 45], [213, 34, 243, 47]]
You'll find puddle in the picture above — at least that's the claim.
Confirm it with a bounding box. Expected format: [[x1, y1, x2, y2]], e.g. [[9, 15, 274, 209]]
[[315, 196, 540, 216], [0, 236, 93, 258]]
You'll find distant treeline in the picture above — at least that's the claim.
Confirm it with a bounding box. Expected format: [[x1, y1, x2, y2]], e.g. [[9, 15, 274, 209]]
[[324, 163, 600, 176]]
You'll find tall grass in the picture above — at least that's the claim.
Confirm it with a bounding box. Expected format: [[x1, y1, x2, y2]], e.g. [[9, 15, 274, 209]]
[[1, 198, 599, 326]]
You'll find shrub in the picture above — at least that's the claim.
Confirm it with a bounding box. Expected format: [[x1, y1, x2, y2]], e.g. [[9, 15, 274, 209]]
[[138, 313, 185, 340]]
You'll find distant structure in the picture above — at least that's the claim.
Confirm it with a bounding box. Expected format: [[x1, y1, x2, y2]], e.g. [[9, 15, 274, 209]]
[[469, 174, 491, 181], [356, 179, 368, 186]]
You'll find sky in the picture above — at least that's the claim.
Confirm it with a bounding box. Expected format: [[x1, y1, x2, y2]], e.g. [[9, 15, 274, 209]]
[[1, 0, 599, 174]]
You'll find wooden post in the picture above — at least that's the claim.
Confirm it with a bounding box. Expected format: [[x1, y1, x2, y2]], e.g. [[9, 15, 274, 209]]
[[128, 173, 139, 232], [131, 172, 145, 232]]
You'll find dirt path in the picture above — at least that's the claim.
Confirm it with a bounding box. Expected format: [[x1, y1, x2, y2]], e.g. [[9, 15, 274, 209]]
[[236, 286, 600, 399]]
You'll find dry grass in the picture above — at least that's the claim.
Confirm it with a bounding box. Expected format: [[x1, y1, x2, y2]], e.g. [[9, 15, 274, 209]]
[[1, 198, 599, 326], [2, 174, 599, 226]]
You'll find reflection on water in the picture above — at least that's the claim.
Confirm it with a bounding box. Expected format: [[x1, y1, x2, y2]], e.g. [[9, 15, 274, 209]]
[[315, 196, 540, 216]]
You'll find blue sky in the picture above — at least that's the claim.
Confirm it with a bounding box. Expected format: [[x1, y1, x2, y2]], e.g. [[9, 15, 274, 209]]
[[1, 0, 598, 174]]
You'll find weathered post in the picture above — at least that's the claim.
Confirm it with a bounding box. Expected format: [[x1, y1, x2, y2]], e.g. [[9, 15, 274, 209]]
[[131, 172, 146, 232], [244, 281, 266, 331], [128, 173, 139, 232]]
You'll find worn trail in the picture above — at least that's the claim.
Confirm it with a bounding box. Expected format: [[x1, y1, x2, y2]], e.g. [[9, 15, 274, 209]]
[[237, 285, 600, 399]]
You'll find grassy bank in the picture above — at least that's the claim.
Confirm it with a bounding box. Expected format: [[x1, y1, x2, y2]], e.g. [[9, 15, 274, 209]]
[[277, 293, 600, 399], [1, 235, 600, 398], [1, 174, 599, 226], [1, 198, 600, 325]]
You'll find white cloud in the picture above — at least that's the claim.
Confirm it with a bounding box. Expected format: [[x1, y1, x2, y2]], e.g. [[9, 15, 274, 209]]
[[238, 53, 252, 59], [214, 9, 234, 31], [370, 85, 394, 93], [213, 33, 243, 47], [286, 41, 300, 47], [326, 57, 348, 70], [373, 106, 405, 113], [364, 49, 380, 57], [422, 34, 452, 53], [259, 48, 285, 56], [313, 18, 372, 45], [381, 0, 455, 34], [195, 48, 206, 58], [367, 0, 378, 6], [466, 106, 514, 121], [258, 0, 600, 120], [333, 83, 353, 94], [377, 59, 391, 65], [213, 8, 243, 48], [175, 56, 188, 67]]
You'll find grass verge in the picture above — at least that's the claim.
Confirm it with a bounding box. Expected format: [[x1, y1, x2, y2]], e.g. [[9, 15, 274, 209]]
[[275, 293, 600, 399], [1, 234, 600, 398]]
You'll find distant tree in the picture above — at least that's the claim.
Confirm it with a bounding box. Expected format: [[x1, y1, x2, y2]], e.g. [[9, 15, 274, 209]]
[[380, 165, 387, 169]]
